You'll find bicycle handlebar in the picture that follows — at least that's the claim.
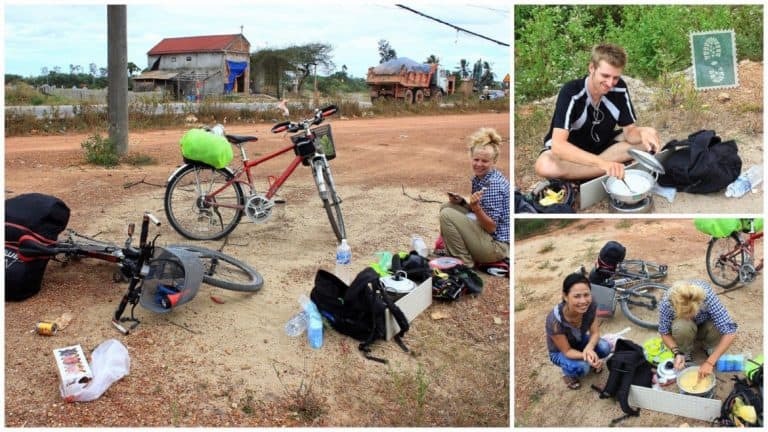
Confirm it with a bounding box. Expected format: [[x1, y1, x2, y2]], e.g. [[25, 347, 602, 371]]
[[270, 104, 338, 134]]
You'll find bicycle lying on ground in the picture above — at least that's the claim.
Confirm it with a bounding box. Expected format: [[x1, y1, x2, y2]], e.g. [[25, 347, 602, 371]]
[[17, 212, 262, 334], [705, 219, 763, 289], [164, 105, 346, 242], [584, 259, 670, 330]]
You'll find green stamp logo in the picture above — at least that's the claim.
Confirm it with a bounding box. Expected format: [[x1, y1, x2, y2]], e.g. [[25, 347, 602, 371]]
[[690, 30, 738, 90]]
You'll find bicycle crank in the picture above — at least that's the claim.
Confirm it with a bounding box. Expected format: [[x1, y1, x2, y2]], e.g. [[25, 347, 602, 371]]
[[244, 194, 274, 223], [739, 263, 757, 284]]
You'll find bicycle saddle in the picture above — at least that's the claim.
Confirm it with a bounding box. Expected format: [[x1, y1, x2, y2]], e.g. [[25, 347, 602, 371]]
[[225, 134, 258, 144]]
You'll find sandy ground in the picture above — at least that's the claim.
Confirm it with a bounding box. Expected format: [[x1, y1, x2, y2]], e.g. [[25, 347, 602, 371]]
[[4, 112, 511, 426], [514, 219, 763, 427]]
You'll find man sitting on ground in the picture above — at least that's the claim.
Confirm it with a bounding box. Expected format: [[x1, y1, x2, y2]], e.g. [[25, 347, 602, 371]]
[[535, 43, 661, 181]]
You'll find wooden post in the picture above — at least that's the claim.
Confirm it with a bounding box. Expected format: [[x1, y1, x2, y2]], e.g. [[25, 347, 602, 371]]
[[107, 5, 128, 155]]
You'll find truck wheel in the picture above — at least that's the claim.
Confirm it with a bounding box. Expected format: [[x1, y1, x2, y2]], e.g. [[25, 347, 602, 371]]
[[403, 89, 414, 104], [414, 89, 424, 104], [432, 91, 443, 104]]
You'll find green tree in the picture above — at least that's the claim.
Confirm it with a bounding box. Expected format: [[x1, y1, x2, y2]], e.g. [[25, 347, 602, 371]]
[[377, 39, 397, 63], [127, 62, 140, 76], [456, 59, 469, 79], [284, 43, 335, 93], [425, 54, 439, 64]]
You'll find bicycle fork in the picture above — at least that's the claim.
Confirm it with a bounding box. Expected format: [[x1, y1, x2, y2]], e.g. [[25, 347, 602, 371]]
[[312, 158, 330, 199]]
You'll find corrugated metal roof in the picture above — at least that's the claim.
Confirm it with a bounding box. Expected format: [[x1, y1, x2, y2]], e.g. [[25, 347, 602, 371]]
[[132, 70, 180, 80], [147, 34, 242, 55]]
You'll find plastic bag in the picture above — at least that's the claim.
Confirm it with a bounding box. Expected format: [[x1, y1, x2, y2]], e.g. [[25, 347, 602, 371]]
[[64, 339, 130, 402]]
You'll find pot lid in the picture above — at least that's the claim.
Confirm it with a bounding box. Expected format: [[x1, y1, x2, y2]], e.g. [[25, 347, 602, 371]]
[[628, 148, 665, 175], [381, 271, 416, 294]]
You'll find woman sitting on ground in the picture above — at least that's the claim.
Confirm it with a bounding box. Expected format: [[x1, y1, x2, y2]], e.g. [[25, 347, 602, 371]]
[[545, 273, 611, 390], [659, 279, 737, 378], [438, 127, 509, 268]]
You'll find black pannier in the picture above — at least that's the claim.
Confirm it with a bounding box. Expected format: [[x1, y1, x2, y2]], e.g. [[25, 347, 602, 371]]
[[5, 193, 70, 301]]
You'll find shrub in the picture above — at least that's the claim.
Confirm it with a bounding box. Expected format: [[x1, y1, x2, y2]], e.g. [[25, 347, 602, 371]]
[[515, 5, 763, 103], [81, 134, 119, 167]]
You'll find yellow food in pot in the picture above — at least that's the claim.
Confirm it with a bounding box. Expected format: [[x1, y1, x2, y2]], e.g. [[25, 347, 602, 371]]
[[679, 368, 714, 393]]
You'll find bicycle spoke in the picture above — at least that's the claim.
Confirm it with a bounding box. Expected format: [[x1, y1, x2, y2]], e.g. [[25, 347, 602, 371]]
[[164, 165, 244, 241], [706, 236, 743, 288]]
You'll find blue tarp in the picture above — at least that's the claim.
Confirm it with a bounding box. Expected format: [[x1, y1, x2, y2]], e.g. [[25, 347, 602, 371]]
[[224, 60, 248, 93]]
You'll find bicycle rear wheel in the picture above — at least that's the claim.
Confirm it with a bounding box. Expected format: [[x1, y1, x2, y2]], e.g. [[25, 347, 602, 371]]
[[619, 282, 669, 330], [618, 259, 668, 280], [314, 160, 346, 242], [164, 164, 245, 241], [168, 245, 263, 292], [706, 235, 743, 288]]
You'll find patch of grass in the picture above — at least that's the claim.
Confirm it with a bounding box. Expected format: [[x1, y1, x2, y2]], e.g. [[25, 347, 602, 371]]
[[122, 152, 157, 166], [388, 363, 430, 420], [738, 102, 762, 113], [81, 133, 119, 167], [240, 389, 257, 415], [537, 241, 555, 254], [515, 219, 575, 241], [515, 283, 533, 312], [272, 363, 326, 423], [615, 220, 632, 229]]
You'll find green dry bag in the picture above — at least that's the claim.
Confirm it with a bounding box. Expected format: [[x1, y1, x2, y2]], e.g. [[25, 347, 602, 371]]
[[741, 218, 763, 233], [694, 218, 741, 238], [179, 128, 233, 169]]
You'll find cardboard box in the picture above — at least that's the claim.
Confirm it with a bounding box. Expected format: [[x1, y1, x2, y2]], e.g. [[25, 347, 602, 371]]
[[385, 277, 432, 340], [53, 344, 93, 401]]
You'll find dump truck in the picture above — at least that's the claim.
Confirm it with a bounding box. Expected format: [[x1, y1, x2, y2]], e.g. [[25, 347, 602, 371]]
[[366, 58, 455, 104]]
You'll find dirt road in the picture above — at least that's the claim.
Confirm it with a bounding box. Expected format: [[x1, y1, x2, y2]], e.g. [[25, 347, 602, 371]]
[[514, 219, 763, 427], [5, 112, 510, 426]]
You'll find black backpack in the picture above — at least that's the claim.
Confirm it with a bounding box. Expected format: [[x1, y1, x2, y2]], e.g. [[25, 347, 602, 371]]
[[714, 375, 763, 427], [591, 339, 653, 425], [5, 193, 71, 301], [658, 129, 742, 194], [391, 251, 431, 284], [310, 267, 410, 363], [588, 241, 627, 286]]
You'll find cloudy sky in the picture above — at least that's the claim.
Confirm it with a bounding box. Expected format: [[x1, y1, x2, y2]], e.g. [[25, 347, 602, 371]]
[[4, 1, 510, 80]]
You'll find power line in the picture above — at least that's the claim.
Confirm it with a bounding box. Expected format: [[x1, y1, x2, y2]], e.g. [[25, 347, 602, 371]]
[[395, 4, 509, 47]]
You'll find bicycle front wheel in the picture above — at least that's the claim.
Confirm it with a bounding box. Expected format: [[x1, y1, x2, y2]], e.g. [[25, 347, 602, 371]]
[[706, 235, 744, 289], [168, 245, 263, 292], [314, 160, 346, 242], [618, 259, 668, 280], [164, 164, 245, 241], [619, 282, 669, 330]]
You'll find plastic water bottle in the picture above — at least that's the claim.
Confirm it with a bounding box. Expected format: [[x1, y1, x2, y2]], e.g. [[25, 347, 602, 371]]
[[411, 234, 429, 257], [726, 166, 763, 198], [716, 352, 752, 372], [306, 300, 323, 349], [335, 239, 352, 285], [284, 294, 311, 337]]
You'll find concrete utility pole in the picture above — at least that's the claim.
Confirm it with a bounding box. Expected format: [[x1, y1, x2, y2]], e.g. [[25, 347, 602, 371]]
[[107, 5, 128, 155]]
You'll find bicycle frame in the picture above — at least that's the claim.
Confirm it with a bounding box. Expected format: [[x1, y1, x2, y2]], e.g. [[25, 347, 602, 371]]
[[725, 230, 764, 272], [202, 140, 313, 211]]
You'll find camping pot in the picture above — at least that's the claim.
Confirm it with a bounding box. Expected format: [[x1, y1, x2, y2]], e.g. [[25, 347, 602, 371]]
[[602, 149, 665, 205], [677, 366, 716, 398]]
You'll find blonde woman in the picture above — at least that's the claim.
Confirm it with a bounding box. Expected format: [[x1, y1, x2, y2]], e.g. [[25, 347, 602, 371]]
[[438, 127, 509, 268], [659, 280, 737, 378]]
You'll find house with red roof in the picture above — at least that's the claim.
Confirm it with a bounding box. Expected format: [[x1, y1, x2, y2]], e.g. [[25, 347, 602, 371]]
[[133, 33, 250, 100]]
